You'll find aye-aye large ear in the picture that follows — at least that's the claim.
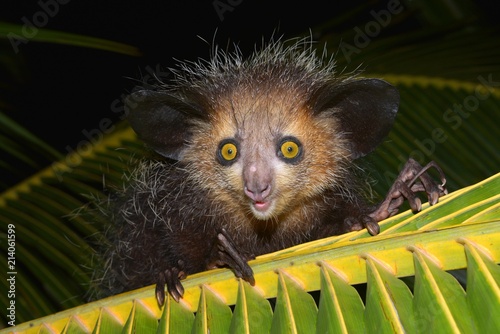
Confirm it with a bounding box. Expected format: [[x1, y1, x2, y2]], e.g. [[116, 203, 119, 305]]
[[313, 78, 399, 159], [124, 90, 205, 161]]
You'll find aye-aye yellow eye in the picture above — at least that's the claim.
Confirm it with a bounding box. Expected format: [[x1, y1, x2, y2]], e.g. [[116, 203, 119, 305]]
[[222, 143, 237, 160], [279, 137, 302, 162], [218, 140, 238, 164]]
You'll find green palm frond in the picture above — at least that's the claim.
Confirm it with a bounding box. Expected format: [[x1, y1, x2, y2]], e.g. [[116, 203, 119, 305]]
[[5, 173, 499, 333]]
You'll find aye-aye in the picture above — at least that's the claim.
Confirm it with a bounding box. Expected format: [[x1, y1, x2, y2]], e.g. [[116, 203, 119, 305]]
[[95, 38, 447, 306]]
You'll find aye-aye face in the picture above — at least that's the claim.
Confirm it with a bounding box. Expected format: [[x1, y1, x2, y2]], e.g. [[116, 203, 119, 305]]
[[182, 85, 350, 221]]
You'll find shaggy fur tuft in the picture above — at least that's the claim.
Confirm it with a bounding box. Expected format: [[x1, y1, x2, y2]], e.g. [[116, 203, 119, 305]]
[[91, 36, 399, 300]]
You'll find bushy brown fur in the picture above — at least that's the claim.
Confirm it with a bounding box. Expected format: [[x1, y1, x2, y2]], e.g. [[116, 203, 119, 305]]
[[92, 37, 397, 299]]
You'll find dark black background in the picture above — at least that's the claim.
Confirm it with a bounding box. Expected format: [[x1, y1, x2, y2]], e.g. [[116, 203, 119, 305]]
[[1, 0, 497, 184], [2, 1, 363, 154]]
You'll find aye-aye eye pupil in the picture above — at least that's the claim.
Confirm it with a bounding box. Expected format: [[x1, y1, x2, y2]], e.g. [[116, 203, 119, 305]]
[[281, 141, 299, 158], [221, 143, 237, 160]]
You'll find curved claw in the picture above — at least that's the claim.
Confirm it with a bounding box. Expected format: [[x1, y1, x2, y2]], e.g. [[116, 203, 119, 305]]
[[407, 160, 447, 206], [156, 272, 166, 306], [343, 215, 380, 236], [216, 228, 255, 285], [366, 158, 447, 232], [363, 215, 380, 236], [155, 262, 186, 306]]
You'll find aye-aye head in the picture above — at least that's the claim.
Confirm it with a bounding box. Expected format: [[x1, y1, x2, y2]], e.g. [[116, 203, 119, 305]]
[[125, 39, 399, 221]]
